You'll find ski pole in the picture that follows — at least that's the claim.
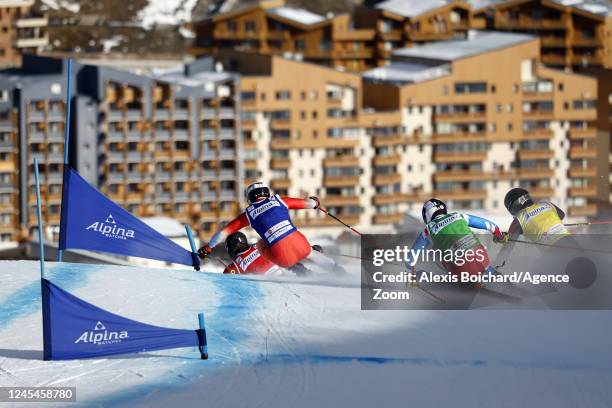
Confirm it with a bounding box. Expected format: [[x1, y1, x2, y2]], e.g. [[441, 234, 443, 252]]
[[318, 207, 362, 237], [508, 238, 612, 256], [564, 220, 612, 228]]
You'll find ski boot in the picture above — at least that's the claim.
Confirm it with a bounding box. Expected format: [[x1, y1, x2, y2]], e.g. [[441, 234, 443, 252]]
[[290, 262, 312, 277]]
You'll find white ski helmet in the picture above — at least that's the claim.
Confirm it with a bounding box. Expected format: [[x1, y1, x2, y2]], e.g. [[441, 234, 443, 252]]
[[422, 198, 447, 223], [245, 182, 271, 204]]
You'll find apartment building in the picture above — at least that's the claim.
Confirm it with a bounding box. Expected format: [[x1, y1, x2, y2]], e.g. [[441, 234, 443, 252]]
[[0, 55, 242, 243], [363, 31, 602, 221], [473, 0, 612, 69], [353, 0, 472, 64], [214, 50, 372, 233], [0, 0, 48, 68], [191, 0, 479, 72], [190, 0, 378, 72]]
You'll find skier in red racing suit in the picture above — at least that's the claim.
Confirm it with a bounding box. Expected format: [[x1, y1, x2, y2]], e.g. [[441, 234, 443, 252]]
[[198, 182, 331, 275], [223, 231, 281, 275]]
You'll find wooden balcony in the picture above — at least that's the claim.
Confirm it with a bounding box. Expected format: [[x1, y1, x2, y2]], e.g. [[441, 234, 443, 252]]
[[430, 133, 487, 144], [541, 37, 567, 47], [569, 146, 597, 159], [373, 193, 415, 205], [323, 195, 360, 207], [541, 54, 567, 66], [323, 156, 359, 167], [373, 154, 401, 166], [323, 175, 360, 187], [0, 161, 16, 172], [523, 128, 554, 138], [568, 167, 598, 178], [372, 134, 405, 147], [568, 128, 597, 140], [568, 185, 597, 198], [516, 149, 554, 160], [270, 158, 290, 169], [433, 111, 486, 121], [506, 168, 554, 180], [523, 188, 552, 199], [373, 213, 404, 225], [270, 138, 291, 149], [373, 173, 402, 186], [572, 37, 602, 47], [572, 54, 603, 66], [270, 178, 291, 190], [242, 139, 257, 149], [244, 159, 258, 170], [434, 170, 492, 182], [495, 15, 569, 30], [568, 204, 598, 217], [433, 151, 487, 163]]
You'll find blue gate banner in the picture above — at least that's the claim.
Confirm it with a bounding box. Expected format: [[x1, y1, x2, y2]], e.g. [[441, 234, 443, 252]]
[[59, 167, 199, 268], [42, 278, 204, 360]]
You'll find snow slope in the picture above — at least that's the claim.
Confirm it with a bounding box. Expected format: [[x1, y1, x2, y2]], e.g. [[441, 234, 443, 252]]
[[0, 260, 612, 407]]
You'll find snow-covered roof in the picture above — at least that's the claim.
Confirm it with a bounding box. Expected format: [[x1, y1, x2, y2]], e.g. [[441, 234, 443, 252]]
[[362, 61, 451, 85], [39, 0, 79, 12], [137, 0, 199, 29], [567, 0, 612, 16], [393, 31, 535, 62], [267, 7, 325, 25], [466, 0, 505, 11], [156, 68, 233, 88], [376, 0, 456, 17], [142, 217, 186, 237], [467, 0, 612, 16]]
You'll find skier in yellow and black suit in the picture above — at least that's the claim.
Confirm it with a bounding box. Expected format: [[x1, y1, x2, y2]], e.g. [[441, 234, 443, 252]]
[[496, 187, 596, 293], [503, 187, 570, 245]]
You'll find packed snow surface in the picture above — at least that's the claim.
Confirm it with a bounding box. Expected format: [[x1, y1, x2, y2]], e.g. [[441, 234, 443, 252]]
[[0, 260, 611, 407]]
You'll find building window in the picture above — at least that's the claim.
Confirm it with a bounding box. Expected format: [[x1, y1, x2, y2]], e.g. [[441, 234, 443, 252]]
[[558, 82, 564, 92], [319, 40, 331, 52], [227, 21, 237, 32], [241, 91, 256, 101], [295, 40, 305, 51], [244, 21, 256, 32], [454, 82, 486, 94], [275, 90, 291, 100]]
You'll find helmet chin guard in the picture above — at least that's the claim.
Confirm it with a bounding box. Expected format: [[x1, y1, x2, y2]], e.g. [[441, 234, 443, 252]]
[[422, 198, 447, 223], [245, 182, 271, 204]]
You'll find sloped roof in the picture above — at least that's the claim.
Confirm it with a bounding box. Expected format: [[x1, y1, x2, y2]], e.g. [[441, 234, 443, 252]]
[[393, 31, 535, 61], [267, 7, 325, 25], [376, 0, 458, 17]]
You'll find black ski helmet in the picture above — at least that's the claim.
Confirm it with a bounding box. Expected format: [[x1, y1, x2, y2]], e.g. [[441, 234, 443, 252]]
[[422, 198, 447, 223], [225, 232, 249, 258], [245, 182, 271, 205], [504, 188, 534, 216]]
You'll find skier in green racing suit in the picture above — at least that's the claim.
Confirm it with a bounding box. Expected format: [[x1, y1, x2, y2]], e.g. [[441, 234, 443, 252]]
[[406, 199, 507, 282]]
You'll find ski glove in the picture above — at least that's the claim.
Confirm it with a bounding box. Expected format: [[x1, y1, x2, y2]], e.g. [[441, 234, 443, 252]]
[[493, 232, 509, 244], [309, 196, 321, 209], [197, 244, 213, 259]]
